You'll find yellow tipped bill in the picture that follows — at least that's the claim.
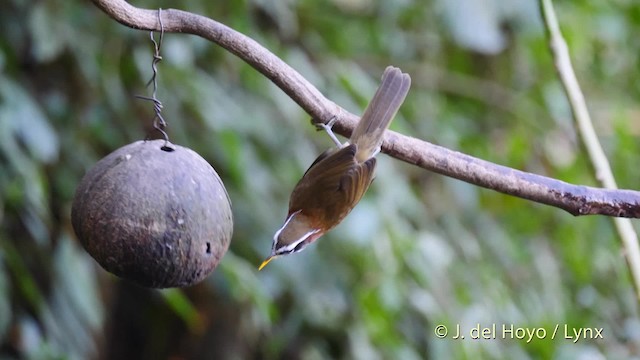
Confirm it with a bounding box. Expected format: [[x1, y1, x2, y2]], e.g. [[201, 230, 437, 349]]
[[258, 256, 274, 271]]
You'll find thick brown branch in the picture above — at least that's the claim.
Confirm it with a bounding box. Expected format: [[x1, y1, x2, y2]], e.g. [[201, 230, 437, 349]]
[[91, 0, 640, 219]]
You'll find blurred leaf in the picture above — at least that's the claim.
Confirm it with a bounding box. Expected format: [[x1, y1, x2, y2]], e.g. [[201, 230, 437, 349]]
[[159, 288, 200, 331], [52, 236, 103, 331], [439, 0, 506, 54], [28, 3, 67, 62], [0, 255, 10, 341], [0, 77, 59, 164], [2, 241, 44, 312], [218, 252, 275, 327]]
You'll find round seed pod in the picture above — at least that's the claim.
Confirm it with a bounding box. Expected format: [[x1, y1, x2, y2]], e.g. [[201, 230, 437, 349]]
[[71, 140, 233, 288]]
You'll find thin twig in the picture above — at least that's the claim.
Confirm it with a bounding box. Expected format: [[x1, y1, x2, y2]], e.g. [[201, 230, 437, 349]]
[[539, 0, 640, 299], [89, 0, 640, 220]]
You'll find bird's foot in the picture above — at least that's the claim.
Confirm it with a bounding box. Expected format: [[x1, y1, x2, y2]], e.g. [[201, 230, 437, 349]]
[[314, 116, 342, 147]]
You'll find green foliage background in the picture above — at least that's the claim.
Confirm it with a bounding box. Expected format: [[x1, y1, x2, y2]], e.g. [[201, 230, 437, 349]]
[[1, 0, 640, 359]]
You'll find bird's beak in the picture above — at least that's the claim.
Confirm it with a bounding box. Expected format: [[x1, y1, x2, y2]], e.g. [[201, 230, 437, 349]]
[[258, 255, 275, 271]]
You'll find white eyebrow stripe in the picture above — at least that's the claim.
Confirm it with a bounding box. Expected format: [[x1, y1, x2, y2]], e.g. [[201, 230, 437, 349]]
[[281, 229, 320, 252]]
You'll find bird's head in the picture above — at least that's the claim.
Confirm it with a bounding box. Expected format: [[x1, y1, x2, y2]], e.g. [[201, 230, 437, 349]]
[[259, 210, 323, 270]]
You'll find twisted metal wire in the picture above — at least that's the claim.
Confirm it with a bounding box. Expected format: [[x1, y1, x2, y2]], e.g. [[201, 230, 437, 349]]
[[135, 9, 169, 145]]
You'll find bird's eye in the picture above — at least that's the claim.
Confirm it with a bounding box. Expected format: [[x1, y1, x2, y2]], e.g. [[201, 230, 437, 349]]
[[293, 240, 307, 253], [276, 228, 320, 256], [277, 239, 308, 256]]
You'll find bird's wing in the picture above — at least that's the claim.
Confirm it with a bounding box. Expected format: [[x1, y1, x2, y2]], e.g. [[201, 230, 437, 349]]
[[301, 147, 336, 178], [338, 157, 376, 206], [289, 144, 376, 214]]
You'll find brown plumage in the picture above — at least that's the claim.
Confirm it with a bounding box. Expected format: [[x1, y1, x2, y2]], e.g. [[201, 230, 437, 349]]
[[260, 66, 411, 269]]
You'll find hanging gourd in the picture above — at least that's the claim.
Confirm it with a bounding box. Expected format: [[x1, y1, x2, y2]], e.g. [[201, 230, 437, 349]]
[[71, 18, 233, 288]]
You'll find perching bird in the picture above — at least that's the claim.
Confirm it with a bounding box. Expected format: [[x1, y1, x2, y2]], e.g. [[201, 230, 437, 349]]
[[259, 66, 411, 270]]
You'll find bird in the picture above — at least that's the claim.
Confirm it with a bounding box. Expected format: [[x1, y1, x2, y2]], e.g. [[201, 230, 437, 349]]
[[259, 66, 411, 270]]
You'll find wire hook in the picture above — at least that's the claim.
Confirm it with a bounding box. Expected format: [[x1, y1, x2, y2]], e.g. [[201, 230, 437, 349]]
[[135, 8, 169, 145]]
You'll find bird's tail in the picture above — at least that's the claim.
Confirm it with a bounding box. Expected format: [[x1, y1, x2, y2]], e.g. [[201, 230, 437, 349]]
[[350, 66, 411, 163]]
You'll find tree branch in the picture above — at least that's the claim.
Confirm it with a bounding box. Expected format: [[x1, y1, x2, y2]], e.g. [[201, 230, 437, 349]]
[[539, 0, 640, 299], [91, 0, 640, 219]]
